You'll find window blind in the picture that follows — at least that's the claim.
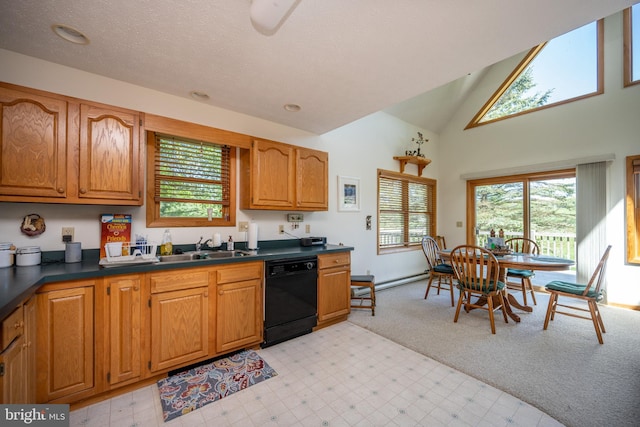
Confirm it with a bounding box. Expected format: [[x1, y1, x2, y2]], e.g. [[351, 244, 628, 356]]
[[378, 170, 435, 250], [154, 134, 230, 207]]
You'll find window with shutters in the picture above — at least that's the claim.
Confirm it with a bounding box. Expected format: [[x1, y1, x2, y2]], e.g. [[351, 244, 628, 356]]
[[627, 155, 640, 264], [378, 169, 436, 254], [147, 132, 236, 227]]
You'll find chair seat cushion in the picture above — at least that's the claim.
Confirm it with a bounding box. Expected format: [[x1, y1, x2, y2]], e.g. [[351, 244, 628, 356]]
[[433, 263, 454, 274], [457, 279, 505, 293], [507, 268, 534, 278], [545, 280, 600, 298]]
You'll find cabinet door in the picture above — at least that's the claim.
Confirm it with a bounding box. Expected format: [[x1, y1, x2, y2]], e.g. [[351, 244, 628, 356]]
[[78, 103, 142, 203], [216, 279, 262, 353], [24, 297, 36, 403], [317, 266, 351, 323], [296, 147, 328, 210], [250, 139, 295, 208], [0, 86, 67, 199], [106, 275, 141, 386], [0, 335, 26, 403], [150, 287, 208, 372], [37, 286, 94, 402]]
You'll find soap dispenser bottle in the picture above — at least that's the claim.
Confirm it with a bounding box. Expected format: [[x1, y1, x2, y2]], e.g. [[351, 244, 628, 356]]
[[161, 229, 173, 255], [227, 235, 234, 251]]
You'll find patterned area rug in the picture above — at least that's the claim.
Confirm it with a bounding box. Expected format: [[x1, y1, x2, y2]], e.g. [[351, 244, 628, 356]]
[[157, 349, 278, 422]]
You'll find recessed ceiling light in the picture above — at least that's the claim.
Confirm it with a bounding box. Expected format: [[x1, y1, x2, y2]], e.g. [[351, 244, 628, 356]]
[[190, 91, 210, 101], [284, 104, 301, 112], [51, 24, 89, 45]]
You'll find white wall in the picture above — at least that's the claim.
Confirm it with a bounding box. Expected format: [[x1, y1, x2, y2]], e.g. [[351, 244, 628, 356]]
[[436, 11, 640, 305], [0, 49, 434, 284]]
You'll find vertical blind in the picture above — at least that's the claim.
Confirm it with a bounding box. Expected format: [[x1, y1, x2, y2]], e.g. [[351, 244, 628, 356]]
[[154, 134, 230, 208], [378, 170, 435, 249]]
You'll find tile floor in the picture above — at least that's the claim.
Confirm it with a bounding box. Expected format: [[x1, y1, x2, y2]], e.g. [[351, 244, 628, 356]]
[[70, 322, 563, 426]]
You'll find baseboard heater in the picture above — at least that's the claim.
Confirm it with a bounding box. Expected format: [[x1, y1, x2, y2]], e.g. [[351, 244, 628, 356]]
[[351, 272, 428, 296]]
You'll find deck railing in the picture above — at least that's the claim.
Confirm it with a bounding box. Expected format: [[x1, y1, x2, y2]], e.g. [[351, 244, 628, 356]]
[[380, 231, 577, 263]]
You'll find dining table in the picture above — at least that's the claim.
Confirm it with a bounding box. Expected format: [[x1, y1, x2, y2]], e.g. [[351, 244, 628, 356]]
[[439, 249, 575, 322]]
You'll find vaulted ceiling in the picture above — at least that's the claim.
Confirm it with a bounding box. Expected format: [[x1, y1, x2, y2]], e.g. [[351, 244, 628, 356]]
[[0, 0, 634, 134]]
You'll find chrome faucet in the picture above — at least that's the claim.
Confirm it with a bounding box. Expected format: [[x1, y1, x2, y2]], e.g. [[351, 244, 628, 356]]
[[196, 236, 213, 251]]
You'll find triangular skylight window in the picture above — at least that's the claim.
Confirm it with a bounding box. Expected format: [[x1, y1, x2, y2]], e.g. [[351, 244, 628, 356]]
[[466, 20, 603, 129]]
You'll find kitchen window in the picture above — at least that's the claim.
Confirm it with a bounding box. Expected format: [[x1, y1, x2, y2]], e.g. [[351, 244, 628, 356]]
[[378, 169, 436, 254], [146, 132, 236, 227]]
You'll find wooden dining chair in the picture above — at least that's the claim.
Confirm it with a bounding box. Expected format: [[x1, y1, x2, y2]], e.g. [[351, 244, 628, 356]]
[[435, 235, 447, 250], [543, 245, 612, 344], [505, 237, 540, 306], [449, 245, 508, 334], [421, 236, 456, 306]]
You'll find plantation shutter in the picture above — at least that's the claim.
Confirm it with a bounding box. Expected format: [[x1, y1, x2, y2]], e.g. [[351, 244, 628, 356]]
[[378, 170, 435, 250], [154, 134, 230, 208]]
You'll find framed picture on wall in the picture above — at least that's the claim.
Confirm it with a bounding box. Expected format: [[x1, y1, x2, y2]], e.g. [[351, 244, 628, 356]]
[[338, 176, 360, 212]]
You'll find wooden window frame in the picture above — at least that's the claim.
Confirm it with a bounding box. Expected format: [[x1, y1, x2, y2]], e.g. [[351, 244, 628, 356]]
[[466, 20, 604, 129], [377, 169, 437, 254], [145, 114, 251, 227], [466, 169, 575, 244], [624, 5, 640, 88], [626, 155, 640, 264]]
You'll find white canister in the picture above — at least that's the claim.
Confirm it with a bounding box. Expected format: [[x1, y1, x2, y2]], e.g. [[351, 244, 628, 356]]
[[0, 242, 14, 268], [16, 246, 41, 266]]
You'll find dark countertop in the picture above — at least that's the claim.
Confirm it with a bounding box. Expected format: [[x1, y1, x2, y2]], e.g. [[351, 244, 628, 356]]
[[0, 242, 353, 320]]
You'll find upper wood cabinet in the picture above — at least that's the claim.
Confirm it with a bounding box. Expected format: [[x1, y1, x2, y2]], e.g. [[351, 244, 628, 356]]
[[78, 103, 142, 202], [0, 82, 144, 205], [241, 138, 328, 211], [0, 85, 68, 199]]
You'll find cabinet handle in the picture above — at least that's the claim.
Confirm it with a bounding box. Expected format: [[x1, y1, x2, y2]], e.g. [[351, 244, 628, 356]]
[[79, 188, 87, 194], [14, 320, 24, 329], [57, 187, 65, 193], [204, 291, 209, 297], [218, 291, 223, 295], [133, 286, 139, 291]]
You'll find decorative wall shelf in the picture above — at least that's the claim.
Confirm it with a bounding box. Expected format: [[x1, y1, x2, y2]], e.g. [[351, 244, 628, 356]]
[[393, 156, 432, 176]]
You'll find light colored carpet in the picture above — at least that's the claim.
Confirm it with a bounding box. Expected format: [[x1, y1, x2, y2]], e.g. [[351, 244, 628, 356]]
[[348, 279, 640, 427]]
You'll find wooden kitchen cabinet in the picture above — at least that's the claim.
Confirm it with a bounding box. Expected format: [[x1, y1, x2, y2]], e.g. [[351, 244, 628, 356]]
[[36, 283, 95, 403], [215, 262, 263, 353], [0, 84, 68, 199], [240, 138, 328, 211], [0, 82, 144, 205], [0, 306, 26, 403], [78, 103, 143, 203], [105, 274, 141, 387], [0, 297, 38, 404], [317, 252, 351, 328], [148, 269, 210, 373]]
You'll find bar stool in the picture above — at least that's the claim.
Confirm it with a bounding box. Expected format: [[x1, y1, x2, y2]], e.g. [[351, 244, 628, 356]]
[[350, 275, 376, 316]]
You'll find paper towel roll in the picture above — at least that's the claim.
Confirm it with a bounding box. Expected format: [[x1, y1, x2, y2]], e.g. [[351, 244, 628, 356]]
[[213, 233, 222, 247], [248, 223, 259, 249]]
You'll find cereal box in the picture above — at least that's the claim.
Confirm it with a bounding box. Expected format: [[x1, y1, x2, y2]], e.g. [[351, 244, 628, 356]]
[[100, 214, 132, 258]]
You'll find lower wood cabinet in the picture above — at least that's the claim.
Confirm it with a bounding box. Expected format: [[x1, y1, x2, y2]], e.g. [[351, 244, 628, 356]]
[[215, 262, 263, 353], [317, 252, 351, 327], [148, 269, 210, 373], [105, 275, 141, 387], [36, 283, 95, 403], [0, 299, 35, 404]]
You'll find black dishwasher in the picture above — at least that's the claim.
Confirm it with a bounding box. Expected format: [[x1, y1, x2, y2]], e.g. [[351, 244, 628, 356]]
[[263, 256, 317, 347]]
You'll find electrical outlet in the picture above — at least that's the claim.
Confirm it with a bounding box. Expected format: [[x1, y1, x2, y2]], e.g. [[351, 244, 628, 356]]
[[62, 227, 74, 242], [305, 224, 310, 233], [278, 225, 284, 234], [456, 221, 463, 228], [238, 221, 249, 232]]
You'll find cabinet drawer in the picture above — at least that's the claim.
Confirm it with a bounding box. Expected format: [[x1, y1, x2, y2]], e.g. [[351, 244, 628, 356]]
[[150, 269, 210, 293], [318, 252, 350, 269], [1, 306, 23, 350], [216, 262, 263, 285]]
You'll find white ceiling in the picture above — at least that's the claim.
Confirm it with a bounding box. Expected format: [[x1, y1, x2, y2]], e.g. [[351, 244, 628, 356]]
[[0, 0, 634, 134]]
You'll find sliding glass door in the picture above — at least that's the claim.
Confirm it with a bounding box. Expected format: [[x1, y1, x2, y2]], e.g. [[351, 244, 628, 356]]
[[468, 170, 576, 259]]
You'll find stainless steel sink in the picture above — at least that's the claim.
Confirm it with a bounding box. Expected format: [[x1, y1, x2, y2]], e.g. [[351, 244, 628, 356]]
[[157, 250, 253, 263]]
